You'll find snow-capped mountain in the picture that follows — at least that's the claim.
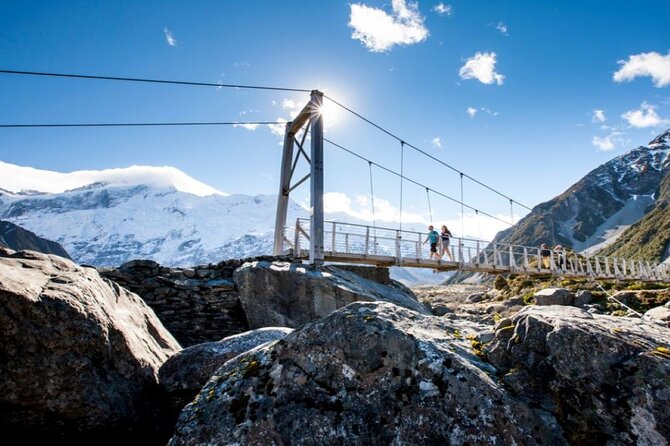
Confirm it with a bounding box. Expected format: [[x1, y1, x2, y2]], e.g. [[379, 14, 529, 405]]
[[492, 129, 670, 258], [0, 162, 303, 266], [0, 183, 304, 266]]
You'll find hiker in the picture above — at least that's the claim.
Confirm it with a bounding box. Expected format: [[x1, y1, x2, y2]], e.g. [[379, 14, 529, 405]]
[[440, 225, 454, 261], [423, 225, 440, 260], [554, 245, 565, 269], [540, 244, 551, 268]]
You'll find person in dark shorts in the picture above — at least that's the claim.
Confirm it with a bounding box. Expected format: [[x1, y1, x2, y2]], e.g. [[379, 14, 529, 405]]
[[423, 225, 440, 260], [440, 225, 454, 261]]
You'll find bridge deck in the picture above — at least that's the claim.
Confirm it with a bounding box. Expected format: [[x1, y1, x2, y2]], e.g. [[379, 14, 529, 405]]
[[283, 219, 670, 282]]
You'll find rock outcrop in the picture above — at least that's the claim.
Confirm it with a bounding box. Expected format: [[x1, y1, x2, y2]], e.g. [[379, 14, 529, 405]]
[[0, 220, 72, 259], [170, 302, 566, 445], [233, 261, 430, 328], [486, 306, 670, 445], [159, 327, 292, 412], [0, 248, 181, 443]]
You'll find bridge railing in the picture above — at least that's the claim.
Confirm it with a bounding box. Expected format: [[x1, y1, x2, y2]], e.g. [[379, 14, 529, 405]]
[[282, 219, 670, 281]]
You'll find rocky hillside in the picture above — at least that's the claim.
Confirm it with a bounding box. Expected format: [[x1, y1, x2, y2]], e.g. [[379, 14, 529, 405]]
[[492, 129, 670, 255], [599, 164, 670, 262], [0, 220, 71, 259]]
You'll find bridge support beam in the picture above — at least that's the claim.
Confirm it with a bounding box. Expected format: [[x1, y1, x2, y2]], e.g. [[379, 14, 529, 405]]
[[309, 91, 324, 265], [273, 123, 295, 256]]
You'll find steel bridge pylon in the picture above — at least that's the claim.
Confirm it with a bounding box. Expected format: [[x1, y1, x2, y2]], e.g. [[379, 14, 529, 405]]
[[272, 90, 324, 265]]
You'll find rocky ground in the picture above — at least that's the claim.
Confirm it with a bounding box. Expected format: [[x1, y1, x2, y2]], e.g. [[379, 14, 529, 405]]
[[2, 248, 670, 445]]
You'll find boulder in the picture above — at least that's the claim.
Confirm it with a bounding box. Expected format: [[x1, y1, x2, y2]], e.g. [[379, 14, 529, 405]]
[[485, 306, 670, 445], [431, 303, 453, 316], [533, 287, 574, 306], [573, 289, 594, 307], [170, 302, 567, 445], [644, 305, 670, 325], [0, 248, 181, 443], [233, 261, 429, 328], [466, 292, 485, 303], [159, 327, 293, 411]]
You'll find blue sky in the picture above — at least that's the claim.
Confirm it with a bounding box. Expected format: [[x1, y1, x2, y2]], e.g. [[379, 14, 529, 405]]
[[2, 0, 670, 238]]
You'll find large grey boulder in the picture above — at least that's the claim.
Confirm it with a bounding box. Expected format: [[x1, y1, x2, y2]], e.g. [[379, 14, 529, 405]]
[[644, 305, 670, 325], [233, 261, 430, 328], [533, 287, 574, 306], [0, 248, 181, 443], [159, 327, 292, 411], [169, 302, 566, 445], [485, 305, 670, 445]]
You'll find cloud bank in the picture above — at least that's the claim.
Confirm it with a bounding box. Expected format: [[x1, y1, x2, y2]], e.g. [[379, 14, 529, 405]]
[[0, 161, 226, 196]]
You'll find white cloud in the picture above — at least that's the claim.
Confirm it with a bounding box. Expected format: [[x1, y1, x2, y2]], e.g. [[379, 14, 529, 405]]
[[459, 52, 505, 85], [592, 109, 606, 123], [467, 106, 498, 118], [613, 51, 670, 87], [0, 161, 225, 196], [592, 135, 616, 151], [495, 22, 508, 35], [268, 118, 288, 136], [348, 0, 429, 53], [433, 3, 452, 16], [163, 27, 177, 46], [621, 102, 669, 128], [233, 123, 259, 131], [431, 137, 442, 148]]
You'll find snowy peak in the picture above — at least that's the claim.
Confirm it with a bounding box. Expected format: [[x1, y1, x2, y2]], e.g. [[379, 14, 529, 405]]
[[648, 128, 670, 148], [0, 161, 227, 197]]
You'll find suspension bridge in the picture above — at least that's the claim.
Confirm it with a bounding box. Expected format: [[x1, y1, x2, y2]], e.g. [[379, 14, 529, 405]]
[[2, 69, 669, 282]]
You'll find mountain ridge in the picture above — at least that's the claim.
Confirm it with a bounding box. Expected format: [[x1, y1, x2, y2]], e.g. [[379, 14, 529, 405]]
[[490, 129, 670, 257]]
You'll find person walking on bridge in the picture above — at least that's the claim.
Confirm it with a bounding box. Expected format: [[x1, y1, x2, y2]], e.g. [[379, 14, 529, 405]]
[[440, 225, 454, 261], [540, 244, 551, 269], [423, 225, 440, 260]]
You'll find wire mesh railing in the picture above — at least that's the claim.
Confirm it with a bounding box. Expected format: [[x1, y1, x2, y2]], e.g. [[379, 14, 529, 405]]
[[282, 219, 670, 281]]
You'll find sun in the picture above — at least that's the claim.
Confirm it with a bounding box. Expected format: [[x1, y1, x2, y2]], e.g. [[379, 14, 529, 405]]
[[315, 91, 346, 128]]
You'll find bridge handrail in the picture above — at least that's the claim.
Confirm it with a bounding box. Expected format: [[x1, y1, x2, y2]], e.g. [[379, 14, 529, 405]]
[[285, 218, 670, 281]]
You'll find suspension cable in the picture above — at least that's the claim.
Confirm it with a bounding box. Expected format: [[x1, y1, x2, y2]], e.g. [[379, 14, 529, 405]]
[[399, 141, 405, 231], [475, 210, 482, 239], [426, 188, 433, 225], [323, 94, 532, 211], [368, 161, 377, 231], [460, 173, 464, 239], [323, 137, 512, 227], [0, 69, 311, 93], [0, 120, 287, 128]]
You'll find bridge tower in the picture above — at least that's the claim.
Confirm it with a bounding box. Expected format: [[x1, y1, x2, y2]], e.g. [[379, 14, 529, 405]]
[[273, 90, 324, 265]]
